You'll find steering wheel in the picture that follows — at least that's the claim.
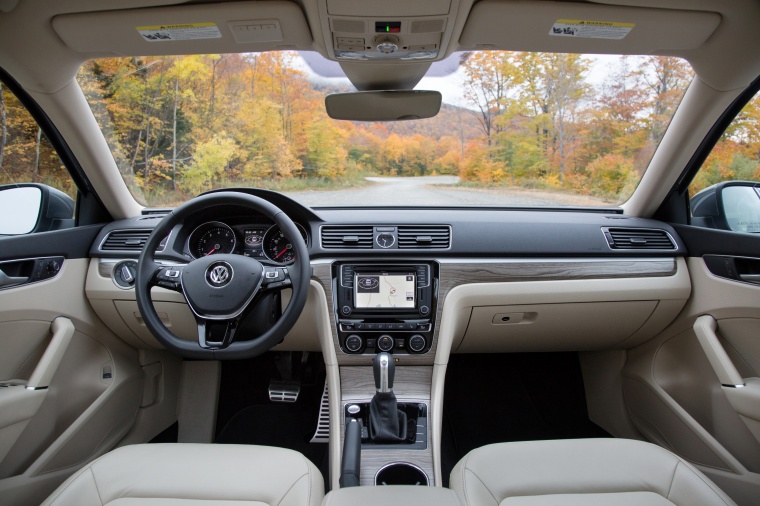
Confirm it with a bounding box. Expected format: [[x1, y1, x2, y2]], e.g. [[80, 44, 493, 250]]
[[135, 192, 310, 359]]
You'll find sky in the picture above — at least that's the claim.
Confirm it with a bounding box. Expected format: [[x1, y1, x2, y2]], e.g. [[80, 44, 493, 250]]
[[295, 51, 633, 109]]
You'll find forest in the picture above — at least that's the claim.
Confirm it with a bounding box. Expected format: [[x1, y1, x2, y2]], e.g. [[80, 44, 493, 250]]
[[1, 51, 759, 206]]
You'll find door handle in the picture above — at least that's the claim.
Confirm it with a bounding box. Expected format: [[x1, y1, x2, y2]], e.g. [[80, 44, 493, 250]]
[[0, 268, 29, 288], [739, 274, 760, 284], [26, 317, 75, 390], [693, 315, 744, 387]]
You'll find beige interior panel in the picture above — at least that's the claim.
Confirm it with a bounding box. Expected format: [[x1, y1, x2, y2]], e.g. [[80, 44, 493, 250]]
[[52, 1, 313, 57], [118, 350, 183, 447], [622, 257, 760, 504], [327, 0, 451, 17], [458, 300, 658, 352], [114, 300, 196, 347], [714, 319, 760, 376], [0, 320, 52, 381], [88, 259, 323, 351], [459, 0, 721, 53], [0, 259, 144, 503]]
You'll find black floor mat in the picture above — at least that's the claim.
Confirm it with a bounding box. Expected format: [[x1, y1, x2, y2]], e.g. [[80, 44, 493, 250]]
[[216, 403, 325, 468], [214, 352, 328, 488], [441, 352, 610, 486]]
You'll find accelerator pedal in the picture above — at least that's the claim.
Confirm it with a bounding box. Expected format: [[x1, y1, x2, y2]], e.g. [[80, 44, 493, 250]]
[[268, 379, 301, 403], [310, 381, 330, 443]]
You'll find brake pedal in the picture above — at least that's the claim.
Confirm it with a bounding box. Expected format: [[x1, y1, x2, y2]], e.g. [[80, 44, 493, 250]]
[[268, 379, 301, 403]]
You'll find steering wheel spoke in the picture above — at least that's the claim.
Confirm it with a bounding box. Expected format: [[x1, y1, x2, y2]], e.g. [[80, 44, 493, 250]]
[[197, 317, 239, 349]]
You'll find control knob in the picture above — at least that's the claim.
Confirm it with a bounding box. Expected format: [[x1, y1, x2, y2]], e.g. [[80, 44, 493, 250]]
[[408, 334, 427, 353], [345, 334, 364, 353], [376, 334, 395, 352]]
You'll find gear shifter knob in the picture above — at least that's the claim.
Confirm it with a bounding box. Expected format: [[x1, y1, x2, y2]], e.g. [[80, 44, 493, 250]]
[[373, 352, 394, 392]]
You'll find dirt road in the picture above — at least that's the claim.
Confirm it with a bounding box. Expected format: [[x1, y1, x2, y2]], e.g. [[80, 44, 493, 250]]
[[285, 176, 612, 207]]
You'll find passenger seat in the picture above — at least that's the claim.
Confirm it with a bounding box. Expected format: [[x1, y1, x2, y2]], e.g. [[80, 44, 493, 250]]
[[450, 438, 735, 505]]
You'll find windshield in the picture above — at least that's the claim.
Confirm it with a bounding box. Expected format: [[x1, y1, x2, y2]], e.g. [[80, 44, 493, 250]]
[[76, 51, 693, 208]]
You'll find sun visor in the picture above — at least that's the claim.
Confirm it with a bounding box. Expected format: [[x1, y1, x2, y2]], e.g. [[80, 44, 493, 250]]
[[459, 0, 721, 54], [52, 1, 313, 56]]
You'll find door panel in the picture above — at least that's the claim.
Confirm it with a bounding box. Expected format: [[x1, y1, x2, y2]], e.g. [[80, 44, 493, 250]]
[[622, 228, 760, 506], [0, 227, 143, 505]]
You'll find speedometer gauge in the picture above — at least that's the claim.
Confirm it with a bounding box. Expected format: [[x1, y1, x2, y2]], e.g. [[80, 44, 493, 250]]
[[263, 223, 308, 264], [188, 222, 236, 258]]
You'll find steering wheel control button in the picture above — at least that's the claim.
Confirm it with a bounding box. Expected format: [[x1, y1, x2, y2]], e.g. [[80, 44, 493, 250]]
[[377, 334, 395, 352], [345, 334, 364, 353], [408, 334, 427, 353]]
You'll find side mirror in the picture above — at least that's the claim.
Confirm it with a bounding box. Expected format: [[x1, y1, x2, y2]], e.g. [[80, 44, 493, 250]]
[[0, 183, 75, 235], [691, 181, 760, 233]]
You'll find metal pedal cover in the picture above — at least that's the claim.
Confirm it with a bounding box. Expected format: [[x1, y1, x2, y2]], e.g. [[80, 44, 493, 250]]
[[310, 382, 330, 443], [268, 379, 301, 403]]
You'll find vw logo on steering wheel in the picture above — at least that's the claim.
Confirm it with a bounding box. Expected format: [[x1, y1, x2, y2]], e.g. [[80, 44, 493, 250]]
[[206, 262, 233, 287]]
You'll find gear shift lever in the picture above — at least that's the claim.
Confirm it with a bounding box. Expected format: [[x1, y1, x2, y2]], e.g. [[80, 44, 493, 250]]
[[369, 352, 407, 442], [373, 352, 394, 393]]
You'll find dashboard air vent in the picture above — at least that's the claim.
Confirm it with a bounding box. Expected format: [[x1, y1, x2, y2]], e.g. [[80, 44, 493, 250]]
[[321, 226, 373, 249], [101, 230, 152, 252], [603, 228, 676, 250], [398, 226, 451, 249]]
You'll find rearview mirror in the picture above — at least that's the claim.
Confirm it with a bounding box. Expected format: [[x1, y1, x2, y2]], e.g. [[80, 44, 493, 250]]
[[325, 90, 442, 121], [0, 183, 75, 235], [691, 181, 760, 233]]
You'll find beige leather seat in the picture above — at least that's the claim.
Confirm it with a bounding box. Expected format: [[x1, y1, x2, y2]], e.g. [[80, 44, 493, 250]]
[[42, 443, 324, 506], [450, 438, 736, 506]]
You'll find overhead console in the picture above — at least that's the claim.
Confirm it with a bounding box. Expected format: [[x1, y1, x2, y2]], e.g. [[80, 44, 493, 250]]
[[316, 0, 462, 62], [333, 262, 438, 355]]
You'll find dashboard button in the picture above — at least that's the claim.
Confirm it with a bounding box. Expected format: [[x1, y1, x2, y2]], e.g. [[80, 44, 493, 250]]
[[408, 334, 426, 353], [345, 334, 363, 353], [376, 335, 394, 352]]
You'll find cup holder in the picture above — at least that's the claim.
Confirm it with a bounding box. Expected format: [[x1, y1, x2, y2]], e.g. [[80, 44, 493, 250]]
[[375, 462, 429, 486]]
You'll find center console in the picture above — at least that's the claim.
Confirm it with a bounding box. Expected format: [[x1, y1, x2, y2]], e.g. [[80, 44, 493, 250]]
[[334, 262, 438, 355]]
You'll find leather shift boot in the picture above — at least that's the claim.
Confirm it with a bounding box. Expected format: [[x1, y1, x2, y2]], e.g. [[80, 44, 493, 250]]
[[369, 391, 407, 443]]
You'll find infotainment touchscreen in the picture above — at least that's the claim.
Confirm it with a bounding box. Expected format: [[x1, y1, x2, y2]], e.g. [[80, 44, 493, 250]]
[[355, 273, 416, 309]]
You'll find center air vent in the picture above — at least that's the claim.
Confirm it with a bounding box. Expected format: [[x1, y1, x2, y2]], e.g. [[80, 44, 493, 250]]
[[321, 226, 373, 249], [603, 228, 676, 250], [398, 226, 450, 249]]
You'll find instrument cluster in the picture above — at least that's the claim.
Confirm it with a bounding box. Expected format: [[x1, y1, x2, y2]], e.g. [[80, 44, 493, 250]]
[[186, 220, 308, 265]]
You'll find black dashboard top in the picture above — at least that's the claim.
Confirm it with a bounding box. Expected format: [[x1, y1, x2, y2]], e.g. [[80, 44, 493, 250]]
[[90, 188, 686, 260]]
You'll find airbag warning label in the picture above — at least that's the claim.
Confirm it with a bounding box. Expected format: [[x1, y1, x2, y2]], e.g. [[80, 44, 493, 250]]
[[137, 23, 221, 42], [549, 19, 634, 40]]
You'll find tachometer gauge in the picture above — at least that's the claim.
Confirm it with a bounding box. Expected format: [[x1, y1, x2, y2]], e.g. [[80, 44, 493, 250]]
[[188, 222, 236, 258], [263, 223, 308, 264]]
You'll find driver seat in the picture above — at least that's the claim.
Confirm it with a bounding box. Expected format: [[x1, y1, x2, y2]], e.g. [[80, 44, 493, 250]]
[[41, 444, 324, 506]]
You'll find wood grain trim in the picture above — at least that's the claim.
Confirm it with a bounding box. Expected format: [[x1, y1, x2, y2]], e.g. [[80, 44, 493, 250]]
[[340, 366, 434, 486], [312, 259, 677, 366]]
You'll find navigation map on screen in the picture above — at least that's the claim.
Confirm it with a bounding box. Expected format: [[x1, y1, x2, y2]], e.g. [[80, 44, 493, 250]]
[[355, 273, 415, 308]]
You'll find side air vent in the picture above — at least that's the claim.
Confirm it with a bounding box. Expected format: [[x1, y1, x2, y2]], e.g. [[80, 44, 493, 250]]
[[321, 226, 373, 249], [398, 226, 451, 249], [100, 230, 168, 252], [603, 228, 676, 250]]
